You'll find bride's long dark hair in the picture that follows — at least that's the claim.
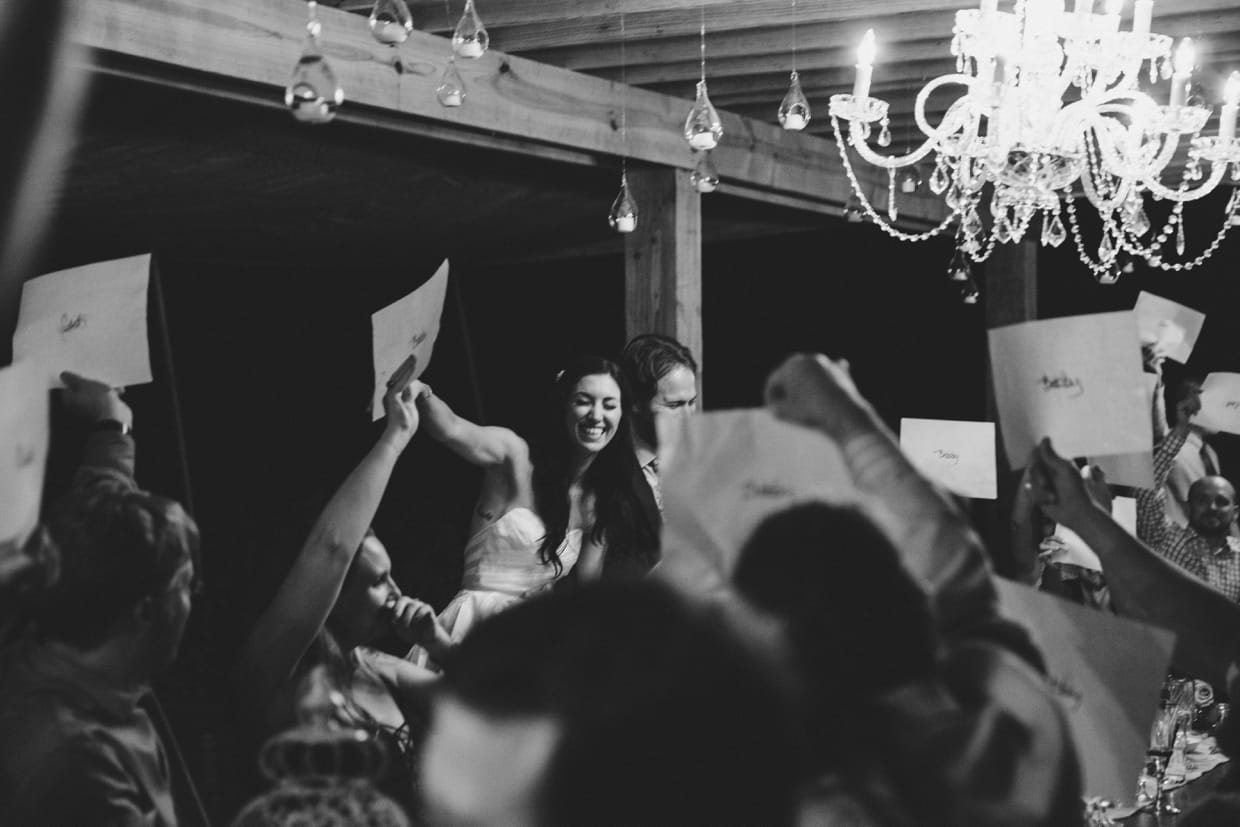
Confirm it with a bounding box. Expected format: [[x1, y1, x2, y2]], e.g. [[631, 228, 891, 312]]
[[531, 355, 657, 573]]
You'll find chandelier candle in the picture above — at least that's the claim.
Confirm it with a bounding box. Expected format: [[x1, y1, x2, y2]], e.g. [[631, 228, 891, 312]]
[[853, 30, 875, 100], [1133, 0, 1153, 36], [1222, 72, 1240, 142], [1169, 38, 1194, 109]]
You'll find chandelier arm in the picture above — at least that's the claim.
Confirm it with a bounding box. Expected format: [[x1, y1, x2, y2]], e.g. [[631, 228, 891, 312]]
[[914, 74, 976, 139], [847, 120, 938, 168], [1081, 109, 1178, 182], [1144, 164, 1229, 202], [831, 116, 960, 242]]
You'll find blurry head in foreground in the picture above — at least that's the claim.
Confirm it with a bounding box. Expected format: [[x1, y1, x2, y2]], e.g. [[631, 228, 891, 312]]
[[420, 580, 800, 827]]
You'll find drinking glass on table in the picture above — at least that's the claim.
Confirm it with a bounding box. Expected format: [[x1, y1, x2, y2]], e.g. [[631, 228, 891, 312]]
[[1142, 682, 1188, 815]]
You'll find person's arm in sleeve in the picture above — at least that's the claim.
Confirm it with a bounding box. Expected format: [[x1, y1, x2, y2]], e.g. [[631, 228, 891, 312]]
[[1030, 437, 1240, 690], [58, 371, 136, 491], [763, 354, 1045, 671]]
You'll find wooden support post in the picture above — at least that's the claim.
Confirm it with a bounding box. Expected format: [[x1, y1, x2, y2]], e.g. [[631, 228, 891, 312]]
[[624, 166, 703, 393], [983, 239, 1038, 577]]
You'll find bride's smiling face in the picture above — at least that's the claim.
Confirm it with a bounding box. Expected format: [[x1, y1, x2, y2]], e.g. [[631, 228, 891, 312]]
[[564, 373, 623, 455]]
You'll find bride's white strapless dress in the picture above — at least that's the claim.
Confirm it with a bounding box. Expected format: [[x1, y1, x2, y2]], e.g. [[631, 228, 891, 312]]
[[435, 507, 582, 644]]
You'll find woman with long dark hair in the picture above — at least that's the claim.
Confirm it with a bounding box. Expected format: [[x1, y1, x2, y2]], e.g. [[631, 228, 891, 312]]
[[414, 354, 657, 648]]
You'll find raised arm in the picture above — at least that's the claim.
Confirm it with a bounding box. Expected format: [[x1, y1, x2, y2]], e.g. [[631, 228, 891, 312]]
[[1030, 437, 1240, 690], [58, 371, 136, 491], [1135, 389, 1196, 551], [416, 385, 527, 469], [764, 354, 1044, 669], [236, 363, 422, 710]]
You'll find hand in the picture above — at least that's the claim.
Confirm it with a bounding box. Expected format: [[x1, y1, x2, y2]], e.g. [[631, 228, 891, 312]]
[[763, 353, 874, 438], [1141, 342, 1167, 377], [1082, 464, 1114, 515], [1175, 382, 1203, 427], [1026, 438, 1105, 529], [59, 371, 132, 427], [382, 355, 421, 441], [387, 595, 451, 651]]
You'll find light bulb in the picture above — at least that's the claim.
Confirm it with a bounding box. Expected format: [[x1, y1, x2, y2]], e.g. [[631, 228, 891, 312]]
[[1173, 38, 1195, 76], [778, 71, 811, 131], [285, 3, 344, 124], [452, 0, 489, 59], [1225, 71, 1240, 107], [857, 29, 877, 66], [368, 0, 413, 45], [609, 175, 638, 233], [691, 151, 720, 193], [436, 59, 465, 107], [684, 80, 724, 151]]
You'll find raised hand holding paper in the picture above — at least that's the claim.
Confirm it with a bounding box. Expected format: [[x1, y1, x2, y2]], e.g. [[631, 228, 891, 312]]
[[654, 409, 861, 600], [989, 312, 1150, 466], [371, 259, 449, 421], [995, 578, 1176, 806], [12, 254, 153, 389], [899, 418, 996, 500], [1196, 372, 1240, 435], [1133, 291, 1205, 365], [0, 362, 50, 546]]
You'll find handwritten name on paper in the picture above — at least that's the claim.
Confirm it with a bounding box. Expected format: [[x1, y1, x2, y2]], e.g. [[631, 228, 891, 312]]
[[409, 331, 427, 349], [933, 449, 960, 466], [1226, 401, 1240, 410], [1038, 372, 1085, 398], [59, 313, 86, 334], [742, 480, 792, 500]]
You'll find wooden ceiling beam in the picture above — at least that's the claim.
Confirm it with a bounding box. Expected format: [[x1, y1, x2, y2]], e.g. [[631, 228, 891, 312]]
[[71, 0, 949, 223], [481, 0, 1240, 53], [520, 7, 1240, 71]]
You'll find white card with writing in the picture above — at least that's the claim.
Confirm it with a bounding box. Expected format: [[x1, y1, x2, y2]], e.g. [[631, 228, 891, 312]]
[[1196, 372, 1240, 436], [371, 259, 450, 420], [1133, 291, 1205, 365], [12, 254, 153, 389], [0, 362, 50, 545], [653, 409, 862, 600], [989, 312, 1151, 467], [995, 578, 1176, 805], [899, 418, 996, 500]]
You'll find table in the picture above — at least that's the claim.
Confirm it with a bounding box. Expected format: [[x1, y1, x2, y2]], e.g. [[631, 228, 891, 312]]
[[1120, 763, 1229, 825]]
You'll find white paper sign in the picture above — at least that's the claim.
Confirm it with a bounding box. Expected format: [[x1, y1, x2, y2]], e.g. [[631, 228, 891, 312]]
[[0, 362, 50, 545], [1133, 291, 1205, 365], [12, 254, 153, 389], [1047, 525, 1103, 571], [989, 312, 1151, 467], [899, 418, 996, 500], [371, 260, 450, 420], [1196, 372, 1240, 435], [1087, 374, 1159, 488], [1112, 496, 1137, 536], [995, 578, 1177, 805], [653, 409, 862, 600]]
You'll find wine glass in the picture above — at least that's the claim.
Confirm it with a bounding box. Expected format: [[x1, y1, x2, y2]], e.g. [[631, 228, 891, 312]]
[[1143, 687, 1183, 815]]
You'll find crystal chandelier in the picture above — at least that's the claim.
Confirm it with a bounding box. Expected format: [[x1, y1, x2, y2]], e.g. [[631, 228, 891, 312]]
[[828, 0, 1240, 284]]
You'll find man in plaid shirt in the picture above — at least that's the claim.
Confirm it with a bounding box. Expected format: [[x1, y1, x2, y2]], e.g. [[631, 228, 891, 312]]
[[1137, 381, 1240, 602]]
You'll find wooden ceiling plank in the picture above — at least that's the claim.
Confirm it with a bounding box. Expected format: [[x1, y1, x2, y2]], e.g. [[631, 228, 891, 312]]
[[71, 0, 948, 222]]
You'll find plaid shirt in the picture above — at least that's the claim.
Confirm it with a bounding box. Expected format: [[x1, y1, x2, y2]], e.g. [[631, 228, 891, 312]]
[[1137, 426, 1240, 603]]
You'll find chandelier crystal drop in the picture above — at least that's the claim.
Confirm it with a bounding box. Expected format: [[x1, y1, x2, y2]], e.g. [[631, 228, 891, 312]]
[[452, 0, 489, 58], [368, 0, 413, 46], [827, 1, 1240, 274], [691, 151, 721, 193], [285, 2, 344, 124]]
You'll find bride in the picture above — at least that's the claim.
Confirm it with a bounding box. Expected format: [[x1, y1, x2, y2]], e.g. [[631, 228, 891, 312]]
[[412, 354, 658, 651]]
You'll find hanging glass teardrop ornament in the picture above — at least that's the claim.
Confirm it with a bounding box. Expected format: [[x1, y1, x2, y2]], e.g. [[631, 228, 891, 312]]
[[929, 162, 950, 195], [877, 122, 892, 147], [1097, 267, 1121, 285], [436, 57, 465, 107], [777, 71, 811, 131], [609, 174, 638, 233], [1046, 213, 1067, 247], [452, 0, 489, 58], [1128, 203, 1151, 236], [1099, 229, 1115, 261], [1175, 221, 1186, 256], [690, 151, 720, 193], [947, 247, 971, 282], [945, 184, 964, 212], [960, 277, 981, 304], [684, 80, 724, 151], [368, 0, 413, 45], [285, 2, 344, 125]]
